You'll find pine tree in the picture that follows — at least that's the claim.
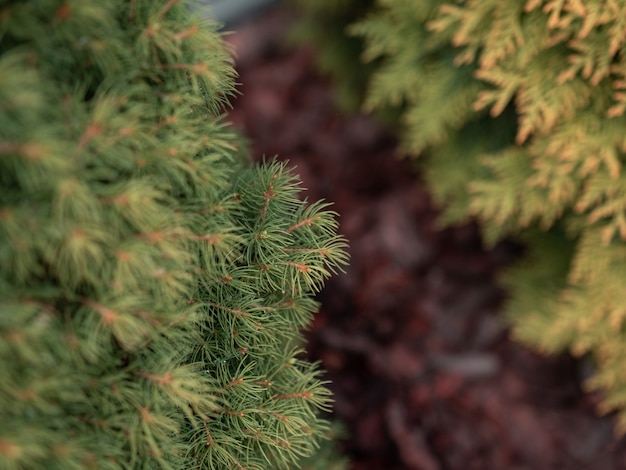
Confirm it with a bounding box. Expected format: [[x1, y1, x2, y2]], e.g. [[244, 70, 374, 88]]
[[0, 1, 348, 468], [294, 0, 626, 433]]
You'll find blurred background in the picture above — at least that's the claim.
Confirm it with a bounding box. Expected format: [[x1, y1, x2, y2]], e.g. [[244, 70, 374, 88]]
[[198, 0, 278, 26], [203, 1, 626, 469]]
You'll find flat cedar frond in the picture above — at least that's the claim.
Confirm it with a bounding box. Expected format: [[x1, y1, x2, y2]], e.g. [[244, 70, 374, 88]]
[[473, 66, 522, 116], [608, 61, 626, 117], [515, 53, 591, 143], [502, 229, 576, 353], [441, 1, 496, 49], [575, 170, 626, 245], [467, 147, 566, 240], [569, 227, 620, 284], [606, 1, 626, 54], [559, 34, 614, 85], [480, 2, 526, 69], [402, 63, 481, 153]]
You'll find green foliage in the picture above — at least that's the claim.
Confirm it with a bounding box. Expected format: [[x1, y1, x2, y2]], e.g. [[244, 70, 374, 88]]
[[0, 1, 348, 468], [295, 0, 626, 433], [289, 0, 377, 111]]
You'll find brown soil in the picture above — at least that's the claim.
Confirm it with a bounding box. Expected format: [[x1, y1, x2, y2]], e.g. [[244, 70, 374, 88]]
[[226, 8, 626, 470]]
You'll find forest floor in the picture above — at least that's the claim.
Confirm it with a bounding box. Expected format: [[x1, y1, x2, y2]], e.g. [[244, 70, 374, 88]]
[[226, 7, 626, 470]]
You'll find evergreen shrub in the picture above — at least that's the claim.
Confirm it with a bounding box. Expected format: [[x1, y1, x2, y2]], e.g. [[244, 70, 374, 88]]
[[293, 0, 626, 432], [0, 1, 348, 468]]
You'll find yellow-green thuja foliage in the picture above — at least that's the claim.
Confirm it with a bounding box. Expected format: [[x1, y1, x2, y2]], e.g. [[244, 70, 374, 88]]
[[294, 0, 626, 432], [0, 1, 348, 468]]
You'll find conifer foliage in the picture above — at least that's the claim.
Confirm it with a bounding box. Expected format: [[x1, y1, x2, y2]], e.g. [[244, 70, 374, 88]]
[[0, 1, 348, 468], [294, 0, 626, 432]]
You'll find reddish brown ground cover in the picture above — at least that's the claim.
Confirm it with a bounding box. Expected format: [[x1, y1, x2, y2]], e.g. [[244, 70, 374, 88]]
[[226, 8, 626, 469]]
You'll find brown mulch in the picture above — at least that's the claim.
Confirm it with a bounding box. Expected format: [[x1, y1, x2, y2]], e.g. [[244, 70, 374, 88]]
[[225, 7, 626, 470]]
